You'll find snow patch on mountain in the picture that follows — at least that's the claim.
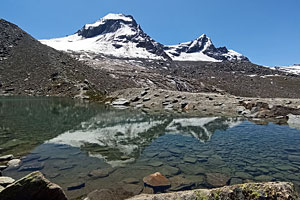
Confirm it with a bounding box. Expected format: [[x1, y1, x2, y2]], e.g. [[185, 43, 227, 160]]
[[272, 65, 300, 75]]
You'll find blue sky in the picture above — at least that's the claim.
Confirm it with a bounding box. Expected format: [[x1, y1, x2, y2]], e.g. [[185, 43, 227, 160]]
[[1, 0, 299, 66]]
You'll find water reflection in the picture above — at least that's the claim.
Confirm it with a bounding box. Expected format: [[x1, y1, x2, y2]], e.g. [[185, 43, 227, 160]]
[[46, 111, 242, 166], [2, 97, 300, 199]]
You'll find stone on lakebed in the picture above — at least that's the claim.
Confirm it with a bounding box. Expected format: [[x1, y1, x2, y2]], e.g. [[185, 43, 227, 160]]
[[143, 172, 171, 187]]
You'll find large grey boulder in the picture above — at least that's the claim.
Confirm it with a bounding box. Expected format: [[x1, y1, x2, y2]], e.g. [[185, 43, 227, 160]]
[[128, 182, 299, 200], [0, 171, 67, 200]]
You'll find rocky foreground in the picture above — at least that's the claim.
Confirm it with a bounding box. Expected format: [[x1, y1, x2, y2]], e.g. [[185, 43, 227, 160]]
[[0, 171, 298, 200], [128, 182, 299, 200]]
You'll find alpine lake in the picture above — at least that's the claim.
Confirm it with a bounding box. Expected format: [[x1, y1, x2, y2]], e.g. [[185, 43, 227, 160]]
[[1, 97, 300, 199]]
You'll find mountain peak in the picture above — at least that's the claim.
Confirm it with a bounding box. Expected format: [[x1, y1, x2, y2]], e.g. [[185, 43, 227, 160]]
[[77, 13, 138, 39], [41, 13, 249, 62], [102, 13, 134, 22]]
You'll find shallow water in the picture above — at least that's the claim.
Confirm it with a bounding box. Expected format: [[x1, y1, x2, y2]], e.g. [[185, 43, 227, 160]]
[[1, 97, 300, 199]]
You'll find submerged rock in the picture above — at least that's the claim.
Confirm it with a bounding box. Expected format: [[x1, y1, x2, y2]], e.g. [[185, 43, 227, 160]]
[[206, 173, 230, 187], [143, 172, 171, 187], [88, 168, 115, 178], [84, 189, 118, 200], [168, 175, 196, 191], [67, 181, 85, 191], [18, 162, 44, 171], [0, 171, 67, 200], [128, 182, 299, 200]]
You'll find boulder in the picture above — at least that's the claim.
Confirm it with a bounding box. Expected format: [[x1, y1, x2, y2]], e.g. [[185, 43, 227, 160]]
[[0, 171, 67, 200], [143, 172, 171, 187]]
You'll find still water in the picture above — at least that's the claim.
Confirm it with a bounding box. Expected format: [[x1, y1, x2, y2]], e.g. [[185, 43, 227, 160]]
[[1, 97, 300, 199]]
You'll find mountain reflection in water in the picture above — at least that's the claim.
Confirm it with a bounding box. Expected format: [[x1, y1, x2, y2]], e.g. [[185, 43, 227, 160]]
[[46, 110, 242, 166]]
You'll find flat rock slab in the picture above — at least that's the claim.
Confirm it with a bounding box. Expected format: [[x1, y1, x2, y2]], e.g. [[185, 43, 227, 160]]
[[128, 182, 299, 200], [67, 182, 85, 191], [18, 162, 44, 171], [22, 154, 41, 162], [0, 155, 13, 162], [122, 184, 143, 195], [147, 161, 163, 167], [0, 165, 7, 171], [122, 177, 140, 184], [88, 168, 115, 178], [206, 173, 230, 187], [0, 177, 15, 187], [85, 189, 118, 200], [168, 175, 195, 191]]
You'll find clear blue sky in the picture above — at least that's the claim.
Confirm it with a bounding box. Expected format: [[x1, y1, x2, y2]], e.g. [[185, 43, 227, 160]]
[[1, 0, 299, 66]]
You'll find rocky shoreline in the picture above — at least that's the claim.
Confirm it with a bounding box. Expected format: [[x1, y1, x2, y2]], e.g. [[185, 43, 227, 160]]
[[108, 88, 300, 126], [0, 170, 299, 200]]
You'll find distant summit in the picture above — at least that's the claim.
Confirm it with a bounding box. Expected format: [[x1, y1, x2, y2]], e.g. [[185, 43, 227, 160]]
[[164, 34, 249, 62], [41, 13, 249, 62]]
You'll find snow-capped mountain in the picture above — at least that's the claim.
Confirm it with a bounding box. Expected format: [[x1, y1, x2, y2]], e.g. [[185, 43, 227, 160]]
[[40, 14, 170, 60], [164, 34, 249, 62], [41, 13, 249, 62]]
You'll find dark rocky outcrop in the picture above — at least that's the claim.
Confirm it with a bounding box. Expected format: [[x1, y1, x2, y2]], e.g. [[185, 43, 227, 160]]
[[0, 171, 67, 200]]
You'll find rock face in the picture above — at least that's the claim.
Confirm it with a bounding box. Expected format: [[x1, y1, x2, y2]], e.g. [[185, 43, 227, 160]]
[[0, 171, 67, 200], [128, 182, 299, 200]]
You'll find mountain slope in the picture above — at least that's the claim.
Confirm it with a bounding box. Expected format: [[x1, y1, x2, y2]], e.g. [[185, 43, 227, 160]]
[[0, 19, 131, 97], [41, 13, 248, 62]]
